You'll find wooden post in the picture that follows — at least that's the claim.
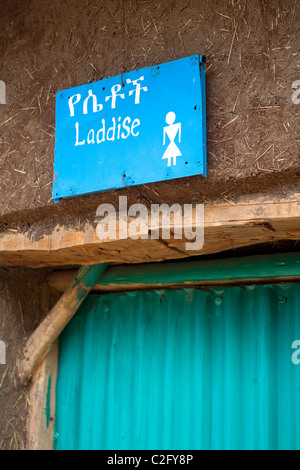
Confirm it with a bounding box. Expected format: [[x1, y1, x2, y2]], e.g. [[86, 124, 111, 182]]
[[27, 340, 59, 450], [18, 263, 108, 385]]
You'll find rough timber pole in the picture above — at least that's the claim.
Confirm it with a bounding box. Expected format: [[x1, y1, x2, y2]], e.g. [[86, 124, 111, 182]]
[[18, 263, 108, 385]]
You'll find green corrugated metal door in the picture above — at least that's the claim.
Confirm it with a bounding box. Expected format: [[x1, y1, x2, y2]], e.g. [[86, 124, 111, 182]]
[[54, 284, 300, 450]]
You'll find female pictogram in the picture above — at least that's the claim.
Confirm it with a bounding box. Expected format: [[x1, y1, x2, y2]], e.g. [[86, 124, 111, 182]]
[[162, 111, 182, 167]]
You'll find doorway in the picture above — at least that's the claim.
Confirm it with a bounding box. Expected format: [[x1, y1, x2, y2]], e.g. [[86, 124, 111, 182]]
[[54, 282, 300, 450]]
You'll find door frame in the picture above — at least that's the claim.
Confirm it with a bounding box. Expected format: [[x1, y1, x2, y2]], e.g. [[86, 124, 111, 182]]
[[27, 251, 300, 449]]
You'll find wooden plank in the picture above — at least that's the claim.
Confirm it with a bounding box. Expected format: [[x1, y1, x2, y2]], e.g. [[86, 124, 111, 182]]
[[0, 192, 299, 268], [18, 263, 108, 385], [27, 341, 58, 450], [48, 252, 300, 292]]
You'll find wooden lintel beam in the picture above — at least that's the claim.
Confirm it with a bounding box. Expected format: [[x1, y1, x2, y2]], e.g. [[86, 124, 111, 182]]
[[18, 263, 108, 385], [1, 193, 299, 268]]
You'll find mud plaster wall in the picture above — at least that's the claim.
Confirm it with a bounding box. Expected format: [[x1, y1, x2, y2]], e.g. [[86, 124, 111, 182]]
[[0, 268, 55, 450], [0, 0, 299, 234]]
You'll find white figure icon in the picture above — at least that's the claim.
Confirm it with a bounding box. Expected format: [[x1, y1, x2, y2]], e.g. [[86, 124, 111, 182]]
[[162, 111, 182, 167]]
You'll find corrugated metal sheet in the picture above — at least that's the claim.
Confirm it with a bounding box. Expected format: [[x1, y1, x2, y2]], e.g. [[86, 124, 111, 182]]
[[54, 284, 300, 450]]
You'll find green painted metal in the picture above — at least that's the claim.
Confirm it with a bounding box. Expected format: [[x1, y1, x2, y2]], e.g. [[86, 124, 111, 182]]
[[90, 252, 300, 288], [54, 283, 300, 450]]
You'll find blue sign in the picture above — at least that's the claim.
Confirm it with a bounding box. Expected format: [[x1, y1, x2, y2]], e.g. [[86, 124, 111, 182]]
[[53, 55, 206, 202]]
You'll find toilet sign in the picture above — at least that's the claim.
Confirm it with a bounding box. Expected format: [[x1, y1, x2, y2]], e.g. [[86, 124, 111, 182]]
[[53, 55, 206, 202]]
